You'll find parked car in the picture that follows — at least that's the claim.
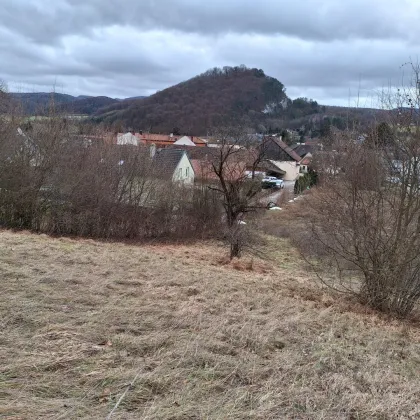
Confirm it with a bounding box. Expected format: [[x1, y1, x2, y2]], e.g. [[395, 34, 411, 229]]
[[262, 177, 284, 189]]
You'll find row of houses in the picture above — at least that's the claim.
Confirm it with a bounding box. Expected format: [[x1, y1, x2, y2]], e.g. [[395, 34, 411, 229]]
[[113, 132, 316, 185], [15, 125, 316, 187], [117, 132, 208, 147]]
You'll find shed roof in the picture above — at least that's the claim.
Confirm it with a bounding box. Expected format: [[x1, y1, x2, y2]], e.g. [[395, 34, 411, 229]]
[[262, 160, 286, 175]]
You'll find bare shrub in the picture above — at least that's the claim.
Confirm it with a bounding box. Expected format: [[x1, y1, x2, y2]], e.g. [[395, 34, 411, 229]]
[[0, 80, 10, 114], [300, 64, 420, 317], [0, 108, 223, 242]]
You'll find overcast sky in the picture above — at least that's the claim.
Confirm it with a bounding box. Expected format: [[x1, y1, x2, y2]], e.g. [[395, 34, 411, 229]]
[[1, 0, 420, 106]]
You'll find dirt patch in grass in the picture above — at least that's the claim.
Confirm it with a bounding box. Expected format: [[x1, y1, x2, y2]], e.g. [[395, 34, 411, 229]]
[[0, 230, 419, 419]]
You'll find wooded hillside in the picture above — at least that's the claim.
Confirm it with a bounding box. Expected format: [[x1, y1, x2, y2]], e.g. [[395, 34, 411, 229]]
[[9, 92, 120, 116], [57, 96, 119, 115], [93, 66, 290, 135], [10, 92, 75, 115]]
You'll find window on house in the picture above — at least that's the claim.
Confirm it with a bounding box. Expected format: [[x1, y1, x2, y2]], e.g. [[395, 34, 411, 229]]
[[178, 168, 182, 178], [186, 167, 189, 177]]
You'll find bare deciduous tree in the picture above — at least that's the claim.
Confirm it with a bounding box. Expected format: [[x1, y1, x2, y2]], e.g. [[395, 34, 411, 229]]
[[207, 126, 265, 259]]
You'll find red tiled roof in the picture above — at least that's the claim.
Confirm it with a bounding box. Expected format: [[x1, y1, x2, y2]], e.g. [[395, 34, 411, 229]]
[[136, 133, 180, 143], [190, 136, 207, 145], [191, 159, 218, 181], [133, 133, 207, 146], [191, 158, 247, 182]]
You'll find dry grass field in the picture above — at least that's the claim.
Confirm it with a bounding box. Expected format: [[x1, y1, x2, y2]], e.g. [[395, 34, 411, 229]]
[[0, 230, 419, 419]]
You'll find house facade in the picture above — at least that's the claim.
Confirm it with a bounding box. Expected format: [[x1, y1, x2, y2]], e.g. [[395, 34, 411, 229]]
[[154, 148, 195, 185], [268, 160, 299, 181], [117, 132, 138, 146], [172, 152, 195, 184]]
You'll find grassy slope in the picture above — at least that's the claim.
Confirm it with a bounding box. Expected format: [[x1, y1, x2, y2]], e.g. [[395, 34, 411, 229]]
[[0, 231, 419, 419]]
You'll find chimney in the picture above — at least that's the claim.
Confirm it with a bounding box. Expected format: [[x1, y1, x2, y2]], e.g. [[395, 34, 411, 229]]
[[150, 143, 156, 158], [170, 133, 173, 138], [139, 130, 143, 135]]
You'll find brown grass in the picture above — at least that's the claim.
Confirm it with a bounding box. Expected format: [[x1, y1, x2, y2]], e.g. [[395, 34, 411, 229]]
[[0, 230, 419, 419]]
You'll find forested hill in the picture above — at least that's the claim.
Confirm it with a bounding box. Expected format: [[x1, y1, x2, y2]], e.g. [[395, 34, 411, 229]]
[[93, 66, 290, 135], [6, 68, 386, 136], [10, 92, 76, 115], [8, 93, 137, 116], [57, 96, 119, 115]]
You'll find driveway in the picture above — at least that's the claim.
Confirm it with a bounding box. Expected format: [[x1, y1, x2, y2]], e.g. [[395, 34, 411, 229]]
[[261, 180, 295, 206], [283, 180, 295, 193]]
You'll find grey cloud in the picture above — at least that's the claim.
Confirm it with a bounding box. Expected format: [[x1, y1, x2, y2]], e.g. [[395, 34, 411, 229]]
[[213, 33, 413, 102], [1, 0, 419, 105], [1, 0, 419, 45], [0, 28, 212, 97]]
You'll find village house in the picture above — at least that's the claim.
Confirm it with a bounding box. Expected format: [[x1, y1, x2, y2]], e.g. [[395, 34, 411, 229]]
[[291, 142, 318, 174], [153, 148, 195, 184], [173, 145, 270, 185], [261, 136, 303, 181], [114, 143, 195, 186]]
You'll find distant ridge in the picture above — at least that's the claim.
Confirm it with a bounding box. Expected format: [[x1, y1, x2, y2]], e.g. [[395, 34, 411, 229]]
[[8, 92, 147, 115]]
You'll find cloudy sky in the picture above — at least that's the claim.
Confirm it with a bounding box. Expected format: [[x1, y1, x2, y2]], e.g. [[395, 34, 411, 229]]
[[1, 0, 419, 106]]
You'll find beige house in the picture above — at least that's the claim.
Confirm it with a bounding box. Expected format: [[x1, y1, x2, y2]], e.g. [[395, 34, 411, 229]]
[[291, 143, 316, 175], [261, 137, 302, 181]]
